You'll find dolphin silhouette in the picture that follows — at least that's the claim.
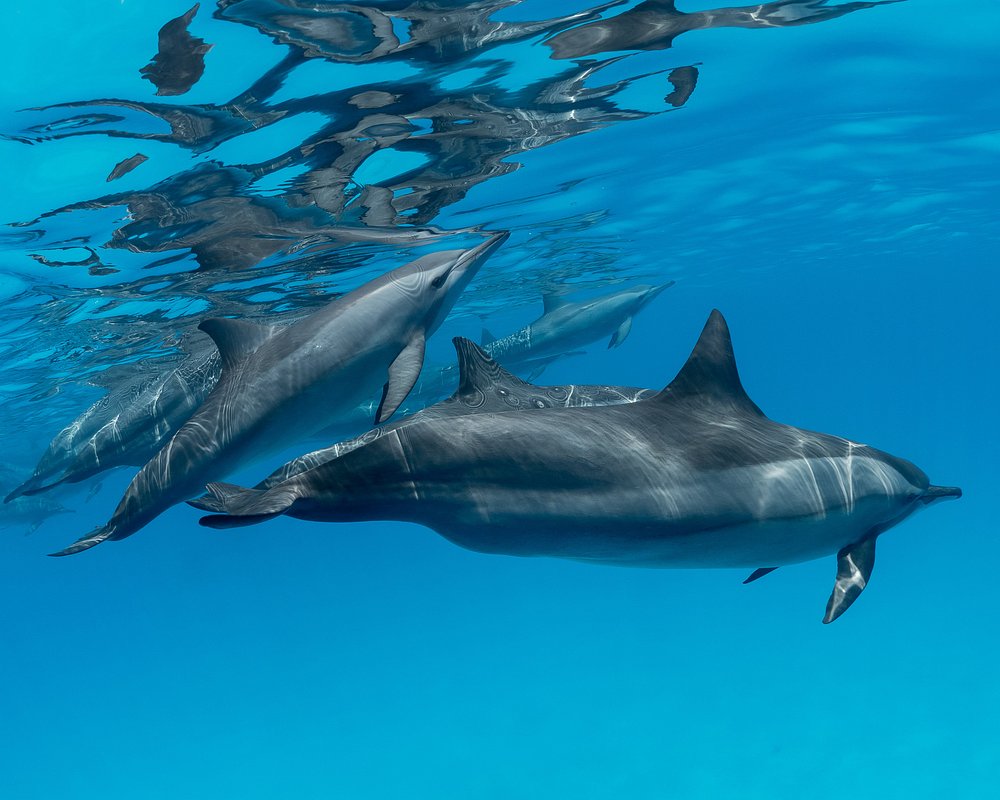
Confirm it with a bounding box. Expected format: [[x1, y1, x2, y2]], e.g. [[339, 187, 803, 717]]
[[200, 309, 960, 623], [50, 233, 507, 556], [482, 282, 673, 375], [190, 337, 655, 510]]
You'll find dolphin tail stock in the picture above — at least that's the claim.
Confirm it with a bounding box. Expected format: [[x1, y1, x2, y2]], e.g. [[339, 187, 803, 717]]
[[197, 482, 297, 529], [48, 523, 116, 557]]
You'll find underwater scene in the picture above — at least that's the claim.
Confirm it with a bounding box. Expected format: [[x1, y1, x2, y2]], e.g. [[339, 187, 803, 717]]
[[0, 0, 996, 796]]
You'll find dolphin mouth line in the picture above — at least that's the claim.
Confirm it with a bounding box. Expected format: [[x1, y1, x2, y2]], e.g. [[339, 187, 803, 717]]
[[456, 231, 509, 269]]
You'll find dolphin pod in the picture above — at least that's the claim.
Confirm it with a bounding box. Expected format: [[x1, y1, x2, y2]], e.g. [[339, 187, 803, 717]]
[[50, 233, 508, 556], [190, 337, 655, 510], [198, 310, 960, 623]]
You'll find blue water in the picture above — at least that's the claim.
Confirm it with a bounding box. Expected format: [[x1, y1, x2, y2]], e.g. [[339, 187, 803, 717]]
[[1, 1, 997, 796]]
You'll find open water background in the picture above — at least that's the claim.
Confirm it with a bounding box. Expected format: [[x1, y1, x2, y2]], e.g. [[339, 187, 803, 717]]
[[0, 1, 997, 797]]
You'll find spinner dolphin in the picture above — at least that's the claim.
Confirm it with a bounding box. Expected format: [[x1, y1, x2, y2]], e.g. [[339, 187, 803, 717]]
[[200, 310, 960, 623]]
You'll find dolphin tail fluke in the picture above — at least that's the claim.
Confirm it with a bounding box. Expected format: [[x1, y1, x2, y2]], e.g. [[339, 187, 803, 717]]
[[197, 482, 297, 529], [823, 537, 877, 624], [48, 524, 116, 557], [186, 482, 245, 513]]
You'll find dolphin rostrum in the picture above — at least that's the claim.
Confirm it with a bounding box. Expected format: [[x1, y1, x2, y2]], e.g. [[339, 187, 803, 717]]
[[482, 282, 673, 377], [200, 310, 960, 623], [51, 232, 507, 556], [190, 337, 654, 510]]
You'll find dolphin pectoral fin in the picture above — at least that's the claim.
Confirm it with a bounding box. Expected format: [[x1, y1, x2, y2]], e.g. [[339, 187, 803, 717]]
[[823, 537, 877, 624], [198, 318, 276, 369], [743, 567, 778, 584], [376, 333, 426, 424], [49, 524, 115, 557], [608, 316, 633, 349]]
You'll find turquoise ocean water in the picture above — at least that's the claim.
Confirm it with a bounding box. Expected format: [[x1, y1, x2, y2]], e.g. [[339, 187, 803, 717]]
[[1, 1, 997, 797]]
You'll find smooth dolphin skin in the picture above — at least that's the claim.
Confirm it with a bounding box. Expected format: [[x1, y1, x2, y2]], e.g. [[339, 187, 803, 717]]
[[190, 337, 654, 510], [201, 310, 960, 623], [51, 233, 508, 556], [6, 350, 221, 503], [482, 282, 674, 376]]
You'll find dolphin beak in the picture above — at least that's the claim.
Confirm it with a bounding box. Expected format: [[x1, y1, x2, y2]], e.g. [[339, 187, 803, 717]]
[[644, 280, 675, 305], [455, 230, 509, 274], [921, 485, 962, 505]]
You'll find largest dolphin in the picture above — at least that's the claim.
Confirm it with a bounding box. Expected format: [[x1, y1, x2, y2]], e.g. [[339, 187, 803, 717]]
[[51, 232, 507, 556], [200, 310, 960, 623]]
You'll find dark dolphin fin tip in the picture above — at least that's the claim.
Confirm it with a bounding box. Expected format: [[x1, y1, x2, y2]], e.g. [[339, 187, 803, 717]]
[[480, 328, 496, 347], [48, 525, 114, 557], [452, 337, 530, 398], [743, 567, 778, 584], [823, 537, 877, 624], [658, 310, 764, 416]]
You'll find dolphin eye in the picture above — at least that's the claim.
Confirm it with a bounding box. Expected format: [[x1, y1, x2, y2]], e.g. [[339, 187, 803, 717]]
[[430, 272, 447, 289]]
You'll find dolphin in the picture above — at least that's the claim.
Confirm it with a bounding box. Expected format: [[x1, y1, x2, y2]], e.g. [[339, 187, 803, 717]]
[[0, 465, 73, 535], [51, 233, 507, 556], [200, 310, 960, 623], [6, 348, 221, 502], [481, 282, 673, 374], [190, 337, 654, 510]]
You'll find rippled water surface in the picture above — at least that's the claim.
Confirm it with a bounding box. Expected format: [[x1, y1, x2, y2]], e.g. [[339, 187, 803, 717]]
[[1, 1, 997, 797]]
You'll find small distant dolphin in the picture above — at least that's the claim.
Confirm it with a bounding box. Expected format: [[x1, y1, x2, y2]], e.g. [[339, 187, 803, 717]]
[[51, 233, 507, 556], [0, 465, 73, 535], [6, 349, 221, 502], [482, 282, 673, 375], [200, 310, 960, 623], [191, 337, 654, 509]]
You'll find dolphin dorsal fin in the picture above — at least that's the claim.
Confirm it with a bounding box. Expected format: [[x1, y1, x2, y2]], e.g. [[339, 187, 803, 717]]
[[452, 337, 531, 398], [657, 310, 763, 415], [542, 292, 570, 314], [198, 317, 276, 369], [480, 328, 496, 347]]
